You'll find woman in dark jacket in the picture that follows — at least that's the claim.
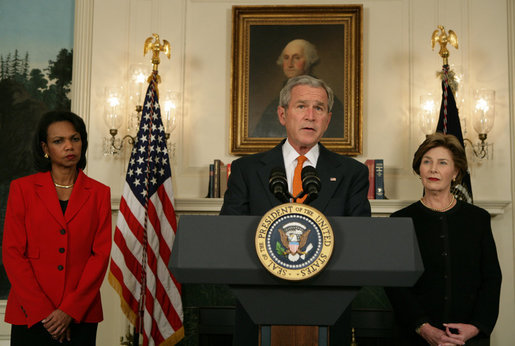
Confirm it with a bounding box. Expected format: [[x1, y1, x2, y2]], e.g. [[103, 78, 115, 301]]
[[386, 133, 501, 346]]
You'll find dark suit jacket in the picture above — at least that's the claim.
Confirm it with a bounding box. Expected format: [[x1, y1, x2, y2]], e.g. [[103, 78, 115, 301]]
[[220, 141, 371, 217], [220, 141, 370, 345], [2, 170, 112, 327]]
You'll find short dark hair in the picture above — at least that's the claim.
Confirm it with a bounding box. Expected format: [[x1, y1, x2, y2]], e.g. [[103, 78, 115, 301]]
[[412, 132, 468, 187], [33, 110, 88, 172], [279, 75, 334, 111]]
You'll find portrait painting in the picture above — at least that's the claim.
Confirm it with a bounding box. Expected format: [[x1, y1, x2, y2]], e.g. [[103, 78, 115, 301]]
[[231, 5, 363, 155]]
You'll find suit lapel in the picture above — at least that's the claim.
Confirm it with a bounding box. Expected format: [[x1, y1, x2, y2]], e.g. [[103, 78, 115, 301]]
[[311, 144, 344, 212], [65, 170, 90, 223], [35, 172, 67, 229], [258, 141, 286, 208]]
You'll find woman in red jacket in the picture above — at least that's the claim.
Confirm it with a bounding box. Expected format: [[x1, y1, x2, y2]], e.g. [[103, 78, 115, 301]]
[[2, 111, 112, 345]]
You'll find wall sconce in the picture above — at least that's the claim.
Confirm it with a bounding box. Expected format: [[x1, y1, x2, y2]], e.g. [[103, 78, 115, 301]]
[[103, 87, 134, 156], [103, 64, 181, 157], [103, 64, 152, 156], [467, 89, 495, 159], [418, 93, 438, 136], [162, 90, 178, 136], [127, 64, 150, 134], [161, 90, 179, 160], [417, 89, 495, 160]]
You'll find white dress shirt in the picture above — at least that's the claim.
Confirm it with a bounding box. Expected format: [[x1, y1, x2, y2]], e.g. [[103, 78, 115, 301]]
[[281, 139, 319, 195]]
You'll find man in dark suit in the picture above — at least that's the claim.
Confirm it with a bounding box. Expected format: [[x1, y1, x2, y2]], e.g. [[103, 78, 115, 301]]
[[221, 75, 371, 345]]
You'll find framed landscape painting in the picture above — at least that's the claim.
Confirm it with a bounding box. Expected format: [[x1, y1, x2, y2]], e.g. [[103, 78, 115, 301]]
[[0, 0, 74, 298]]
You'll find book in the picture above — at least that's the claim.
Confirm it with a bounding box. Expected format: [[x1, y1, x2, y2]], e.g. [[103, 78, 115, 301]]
[[207, 163, 214, 198], [374, 159, 385, 199], [220, 164, 228, 198], [213, 159, 222, 198], [364, 159, 376, 199]]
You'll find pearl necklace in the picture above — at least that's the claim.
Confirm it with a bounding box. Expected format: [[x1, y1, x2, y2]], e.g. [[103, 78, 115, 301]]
[[420, 195, 455, 212], [54, 182, 74, 189]]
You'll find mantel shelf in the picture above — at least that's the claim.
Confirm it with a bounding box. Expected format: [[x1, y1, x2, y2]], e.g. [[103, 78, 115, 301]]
[[111, 198, 511, 216]]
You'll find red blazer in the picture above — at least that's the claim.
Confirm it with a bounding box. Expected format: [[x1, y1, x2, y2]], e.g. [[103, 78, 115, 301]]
[[2, 170, 112, 327]]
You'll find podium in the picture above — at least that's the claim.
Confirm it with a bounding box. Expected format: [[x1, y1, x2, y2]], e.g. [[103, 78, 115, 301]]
[[169, 215, 423, 345]]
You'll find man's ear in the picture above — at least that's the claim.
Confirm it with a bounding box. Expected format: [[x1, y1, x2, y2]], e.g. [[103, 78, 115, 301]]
[[277, 106, 286, 126]]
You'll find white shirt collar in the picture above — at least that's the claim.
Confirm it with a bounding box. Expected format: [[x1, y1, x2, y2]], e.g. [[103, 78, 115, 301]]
[[282, 140, 320, 193]]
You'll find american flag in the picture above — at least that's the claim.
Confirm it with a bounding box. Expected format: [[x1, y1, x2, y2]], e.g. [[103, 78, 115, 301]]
[[109, 71, 184, 345]]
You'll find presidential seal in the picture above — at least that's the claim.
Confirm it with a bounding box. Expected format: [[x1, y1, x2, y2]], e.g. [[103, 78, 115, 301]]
[[255, 203, 334, 281]]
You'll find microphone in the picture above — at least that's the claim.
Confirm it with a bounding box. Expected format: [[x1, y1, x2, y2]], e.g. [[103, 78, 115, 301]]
[[269, 167, 291, 203], [301, 166, 321, 204]]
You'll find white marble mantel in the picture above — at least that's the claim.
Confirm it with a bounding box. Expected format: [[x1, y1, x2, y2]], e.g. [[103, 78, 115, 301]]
[[111, 198, 511, 217]]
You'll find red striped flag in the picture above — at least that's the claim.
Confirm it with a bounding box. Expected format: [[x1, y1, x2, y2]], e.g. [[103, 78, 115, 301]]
[[109, 71, 184, 345]]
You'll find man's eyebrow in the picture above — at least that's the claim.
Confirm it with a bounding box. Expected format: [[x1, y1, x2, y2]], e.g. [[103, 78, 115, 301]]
[[293, 100, 327, 107]]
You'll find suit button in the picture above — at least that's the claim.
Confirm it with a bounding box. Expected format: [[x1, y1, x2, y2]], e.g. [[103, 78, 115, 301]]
[[60, 229, 66, 235], [58, 265, 64, 271], [59, 248, 65, 253]]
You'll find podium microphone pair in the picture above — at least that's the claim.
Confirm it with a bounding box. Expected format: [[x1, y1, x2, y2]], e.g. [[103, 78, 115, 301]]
[[269, 166, 321, 204]]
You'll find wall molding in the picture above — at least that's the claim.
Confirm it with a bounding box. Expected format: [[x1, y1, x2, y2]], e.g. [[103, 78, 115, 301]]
[[70, 0, 94, 127], [110, 197, 511, 216]]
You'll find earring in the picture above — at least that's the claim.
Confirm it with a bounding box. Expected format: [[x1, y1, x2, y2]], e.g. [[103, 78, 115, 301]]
[[44, 153, 48, 159]]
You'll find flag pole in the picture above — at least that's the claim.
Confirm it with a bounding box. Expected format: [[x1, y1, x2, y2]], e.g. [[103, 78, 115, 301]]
[[133, 329, 140, 346], [431, 26, 473, 203], [133, 34, 172, 346]]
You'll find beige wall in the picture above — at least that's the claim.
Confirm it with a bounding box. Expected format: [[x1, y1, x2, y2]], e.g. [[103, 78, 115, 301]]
[[4, 0, 513, 345], [88, 0, 515, 345]]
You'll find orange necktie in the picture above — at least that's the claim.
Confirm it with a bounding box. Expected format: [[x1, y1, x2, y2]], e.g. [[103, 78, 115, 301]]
[[293, 155, 307, 203]]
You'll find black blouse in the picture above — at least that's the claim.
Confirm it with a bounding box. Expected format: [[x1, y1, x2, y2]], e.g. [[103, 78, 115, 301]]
[[385, 200, 502, 344], [59, 199, 68, 214]]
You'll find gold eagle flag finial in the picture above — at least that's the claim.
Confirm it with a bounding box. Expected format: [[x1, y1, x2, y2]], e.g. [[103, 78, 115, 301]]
[[143, 33, 171, 83], [431, 25, 458, 66]]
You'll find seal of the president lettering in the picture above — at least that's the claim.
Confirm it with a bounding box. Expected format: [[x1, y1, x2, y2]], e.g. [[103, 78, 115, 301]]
[[255, 203, 334, 281]]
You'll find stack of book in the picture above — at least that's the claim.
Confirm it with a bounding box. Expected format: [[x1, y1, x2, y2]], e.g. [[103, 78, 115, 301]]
[[207, 159, 231, 198], [364, 159, 385, 199]]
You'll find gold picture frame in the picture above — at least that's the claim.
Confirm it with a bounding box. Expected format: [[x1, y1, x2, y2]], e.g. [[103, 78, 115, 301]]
[[230, 5, 363, 155]]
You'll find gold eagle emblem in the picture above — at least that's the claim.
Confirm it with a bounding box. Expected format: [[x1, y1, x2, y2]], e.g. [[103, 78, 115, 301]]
[[143, 33, 171, 83], [431, 25, 458, 65]]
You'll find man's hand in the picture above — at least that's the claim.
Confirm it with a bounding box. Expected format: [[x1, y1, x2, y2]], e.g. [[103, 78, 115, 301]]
[[443, 323, 479, 344], [418, 322, 465, 346], [42, 309, 72, 341]]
